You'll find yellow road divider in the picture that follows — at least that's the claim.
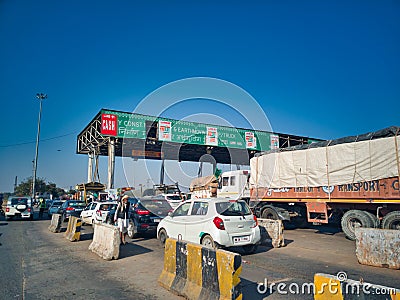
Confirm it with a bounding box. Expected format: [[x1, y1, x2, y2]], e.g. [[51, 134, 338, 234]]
[[64, 216, 81, 242], [159, 238, 242, 300]]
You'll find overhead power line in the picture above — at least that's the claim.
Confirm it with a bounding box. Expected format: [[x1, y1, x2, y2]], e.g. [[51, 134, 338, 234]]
[[0, 131, 78, 148]]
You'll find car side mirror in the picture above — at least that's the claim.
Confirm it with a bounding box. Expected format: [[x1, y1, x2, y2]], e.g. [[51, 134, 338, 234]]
[[168, 211, 173, 217]]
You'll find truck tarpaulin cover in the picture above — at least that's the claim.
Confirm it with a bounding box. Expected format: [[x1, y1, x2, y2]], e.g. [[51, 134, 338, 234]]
[[250, 126, 400, 188]]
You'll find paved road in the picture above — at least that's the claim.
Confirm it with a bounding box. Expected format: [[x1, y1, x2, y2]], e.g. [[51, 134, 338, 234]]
[[0, 212, 181, 300], [0, 212, 398, 300], [240, 226, 400, 299]]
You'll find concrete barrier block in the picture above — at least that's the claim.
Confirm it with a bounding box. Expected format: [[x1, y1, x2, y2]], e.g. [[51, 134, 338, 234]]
[[355, 228, 400, 269], [314, 273, 400, 300], [64, 216, 81, 242], [158, 238, 177, 290], [89, 223, 120, 260], [258, 219, 285, 248], [64, 216, 73, 235], [48, 214, 62, 233], [159, 238, 242, 300], [216, 248, 242, 300]]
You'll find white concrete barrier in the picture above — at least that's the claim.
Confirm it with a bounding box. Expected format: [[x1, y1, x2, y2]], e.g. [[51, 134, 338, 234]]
[[258, 219, 285, 248], [89, 223, 120, 260], [48, 213, 62, 233], [355, 227, 400, 269]]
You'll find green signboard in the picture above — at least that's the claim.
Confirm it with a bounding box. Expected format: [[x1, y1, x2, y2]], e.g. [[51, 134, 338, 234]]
[[100, 109, 280, 151]]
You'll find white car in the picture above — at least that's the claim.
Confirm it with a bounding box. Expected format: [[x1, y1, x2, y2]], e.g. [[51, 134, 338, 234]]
[[161, 194, 184, 209], [157, 198, 260, 254], [5, 196, 34, 220], [80, 201, 117, 226]]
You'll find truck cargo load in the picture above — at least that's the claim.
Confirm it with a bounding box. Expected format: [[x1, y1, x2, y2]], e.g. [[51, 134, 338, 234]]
[[249, 126, 400, 240]]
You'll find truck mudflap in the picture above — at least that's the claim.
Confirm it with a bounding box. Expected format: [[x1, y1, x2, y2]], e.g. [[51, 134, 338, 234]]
[[305, 202, 328, 224]]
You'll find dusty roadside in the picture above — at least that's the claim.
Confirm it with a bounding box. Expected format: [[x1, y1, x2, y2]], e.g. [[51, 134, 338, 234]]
[[38, 220, 184, 299]]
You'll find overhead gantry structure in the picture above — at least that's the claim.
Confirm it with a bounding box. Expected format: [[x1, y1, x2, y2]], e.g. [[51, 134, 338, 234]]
[[76, 109, 319, 189]]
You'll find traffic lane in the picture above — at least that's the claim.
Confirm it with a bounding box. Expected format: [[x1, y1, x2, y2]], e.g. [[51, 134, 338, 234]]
[[0, 213, 181, 300], [0, 214, 138, 300], [240, 226, 400, 299], [40, 219, 184, 300], [87, 223, 400, 300], [14, 214, 399, 300], [0, 218, 26, 300]]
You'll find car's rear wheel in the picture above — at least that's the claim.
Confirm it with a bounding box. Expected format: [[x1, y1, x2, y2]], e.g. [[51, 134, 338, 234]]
[[201, 234, 219, 249], [127, 221, 139, 238], [158, 228, 168, 247]]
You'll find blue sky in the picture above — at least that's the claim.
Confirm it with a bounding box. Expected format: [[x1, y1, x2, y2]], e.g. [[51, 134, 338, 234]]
[[0, 1, 399, 193]]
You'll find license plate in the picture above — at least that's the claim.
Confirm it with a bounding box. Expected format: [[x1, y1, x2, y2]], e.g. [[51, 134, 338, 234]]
[[154, 219, 160, 223], [233, 236, 250, 244]]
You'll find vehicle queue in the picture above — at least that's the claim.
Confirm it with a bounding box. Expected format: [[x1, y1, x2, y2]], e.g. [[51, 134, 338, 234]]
[[2, 191, 262, 253]]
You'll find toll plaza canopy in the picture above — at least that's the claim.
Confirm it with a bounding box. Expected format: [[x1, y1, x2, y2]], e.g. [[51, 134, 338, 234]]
[[77, 108, 322, 189], [77, 109, 320, 166]]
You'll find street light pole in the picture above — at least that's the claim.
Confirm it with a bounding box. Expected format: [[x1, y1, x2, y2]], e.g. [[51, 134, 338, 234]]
[[32, 93, 47, 200]]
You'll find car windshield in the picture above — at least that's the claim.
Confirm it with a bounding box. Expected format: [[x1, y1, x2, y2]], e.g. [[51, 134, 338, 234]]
[[11, 198, 29, 206], [68, 201, 86, 207], [140, 199, 173, 215], [52, 201, 63, 207], [215, 201, 252, 216]]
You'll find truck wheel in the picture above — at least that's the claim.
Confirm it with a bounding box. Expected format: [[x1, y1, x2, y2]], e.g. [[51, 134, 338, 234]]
[[261, 207, 279, 220], [381, 211, 400, 230], [341, 210, 374, 241], [362, 211, 380, 228]]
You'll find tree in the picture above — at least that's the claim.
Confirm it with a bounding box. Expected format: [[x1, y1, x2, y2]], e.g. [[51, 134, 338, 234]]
[[14, 177, 66, 198]]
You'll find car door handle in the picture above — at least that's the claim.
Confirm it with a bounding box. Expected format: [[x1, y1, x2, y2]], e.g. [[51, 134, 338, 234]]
[[237, 225, 244, 228]]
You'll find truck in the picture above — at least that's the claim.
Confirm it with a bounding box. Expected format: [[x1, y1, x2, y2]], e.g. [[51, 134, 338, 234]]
[[249, 126, 400, 240], [189, 170, 251, 201]]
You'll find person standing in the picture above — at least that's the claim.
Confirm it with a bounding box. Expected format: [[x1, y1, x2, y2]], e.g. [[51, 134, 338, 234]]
[[38, 197, 46, 219], [114, 195, 130, 244]]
